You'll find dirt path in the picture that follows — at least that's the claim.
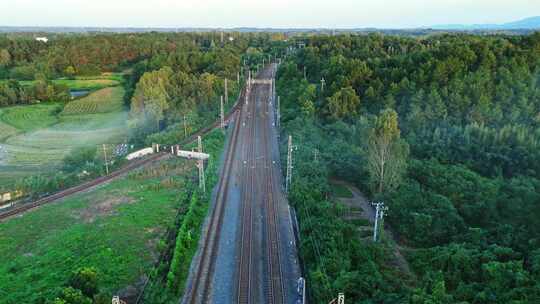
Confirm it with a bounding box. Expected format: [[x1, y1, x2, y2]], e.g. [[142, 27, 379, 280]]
[[331, 180, 414, 277]]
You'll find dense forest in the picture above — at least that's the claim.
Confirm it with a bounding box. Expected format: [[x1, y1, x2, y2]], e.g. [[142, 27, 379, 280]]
[[277, 32, 540, 303]]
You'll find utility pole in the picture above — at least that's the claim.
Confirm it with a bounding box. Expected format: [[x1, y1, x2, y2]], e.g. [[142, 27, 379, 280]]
[[321, 77, 326, 92], [272, 78, 276, 102], [102, 144, 109, 175], [329, 293, 345, 304], [338, 293, 345, 304], [269, 79, 273, 105], [276, 96, 281, 129], [220, 95, 225, 130], [304, 66, 307, 80], [198, 136, 205, 193], [313, 149, 319, 162], [224, 78, 228, 104], [372, 202, 387, 242], [286, 135, 293, 193], [183, 114, 188, 138], [237, 71, 240, 84]]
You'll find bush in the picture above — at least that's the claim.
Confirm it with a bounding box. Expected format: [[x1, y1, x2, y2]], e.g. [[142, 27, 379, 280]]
[[68, 267, 99, 299], [62, 146, 98, 173]]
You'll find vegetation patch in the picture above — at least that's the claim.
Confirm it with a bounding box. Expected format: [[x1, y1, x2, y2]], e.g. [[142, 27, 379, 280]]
[[0, 103, 61, 132], [330, 182, 353, 198], [141, 130, 225, 303], [19, 77, 121, 91], [0, 158, 192, 303], [62, 87, 125, 115]]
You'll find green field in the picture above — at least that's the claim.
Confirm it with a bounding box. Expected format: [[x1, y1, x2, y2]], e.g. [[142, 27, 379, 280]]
[[63, 87, 125, 115], [0, 87, 128, 188], [0, 159, 192, 303], [0, 110, 20, 141], [0, 104, 61, 132], [17, 74, 123, 91]]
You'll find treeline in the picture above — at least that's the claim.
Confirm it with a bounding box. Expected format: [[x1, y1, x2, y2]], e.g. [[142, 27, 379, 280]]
[[0, 78, 70, 106], [125, 32, 282, 145], [0, 32, 285, 80], [277, 32, 540, 303]]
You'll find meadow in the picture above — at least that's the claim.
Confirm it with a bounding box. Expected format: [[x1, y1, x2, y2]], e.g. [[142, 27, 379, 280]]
[[0, 87, 127, 189], [0, 158, 193, 303]]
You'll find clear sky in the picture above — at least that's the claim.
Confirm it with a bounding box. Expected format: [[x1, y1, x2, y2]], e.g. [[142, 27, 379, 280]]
[[1, 0, 538, 28]]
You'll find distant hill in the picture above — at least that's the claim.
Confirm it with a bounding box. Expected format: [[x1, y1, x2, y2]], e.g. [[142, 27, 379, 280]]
[[430, 16, 540, 30]]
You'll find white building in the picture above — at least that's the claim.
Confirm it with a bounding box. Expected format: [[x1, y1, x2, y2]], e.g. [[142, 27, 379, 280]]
[[35, 37, 48, 43]]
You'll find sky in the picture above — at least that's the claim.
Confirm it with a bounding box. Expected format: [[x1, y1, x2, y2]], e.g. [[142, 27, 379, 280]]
[[0, 0, 539, 28]]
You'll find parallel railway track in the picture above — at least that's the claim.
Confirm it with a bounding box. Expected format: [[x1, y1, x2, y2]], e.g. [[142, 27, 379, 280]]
[[184, 90, 245, 303], [237, 69, 284, 304], [237, 81, 257, 304], [262, 81, 285, 304]]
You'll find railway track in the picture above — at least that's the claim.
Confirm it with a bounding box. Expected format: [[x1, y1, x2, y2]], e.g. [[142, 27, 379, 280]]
[[184, 88, 245, 303], [237, 81, 257, 304], [184, 65, 287, 304], [0, 152, 168, 221], [262, 82, 285, 304], [0, 85, 248, 222], [236, 66, 284, 304]]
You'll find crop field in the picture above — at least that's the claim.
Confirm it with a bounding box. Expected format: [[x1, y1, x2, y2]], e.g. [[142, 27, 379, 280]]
[[0, 159, 194, 303], [0, 104, 61, 132], [62, 87, 125, 115], [0, 112, 19, 141], [0, 87, 128, 188]]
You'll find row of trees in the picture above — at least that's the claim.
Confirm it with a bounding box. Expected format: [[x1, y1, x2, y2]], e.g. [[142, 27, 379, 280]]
[[0, 78, 70, 106], [0, 32, 285, 80]]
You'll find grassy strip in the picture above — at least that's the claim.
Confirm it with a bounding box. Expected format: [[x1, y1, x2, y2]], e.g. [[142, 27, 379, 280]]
[[140, 130, 225, 303], [17, 75, 122, 91]]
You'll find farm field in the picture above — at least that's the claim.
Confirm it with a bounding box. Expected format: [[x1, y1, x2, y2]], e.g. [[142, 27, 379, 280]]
[[62, 87, 125, 115], [0, 87, 127, 189], [17, 73, 123, 91], [0, 103, 61, 132], [0, 158, 193, 303]]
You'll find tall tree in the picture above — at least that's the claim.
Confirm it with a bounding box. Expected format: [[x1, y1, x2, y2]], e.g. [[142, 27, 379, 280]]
[[367, 109, 409, 194], [130, 67, 172, 132], [0, 49, 11, 66], [325, 86, 360, 121]]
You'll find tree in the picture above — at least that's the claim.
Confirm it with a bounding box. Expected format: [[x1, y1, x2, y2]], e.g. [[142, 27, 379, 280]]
[[0, 49, 11, 66], [69, 267, 99, 298], [367, 109, 409, 194], [130, 67, 172, 132], [62, 147, 97, 173], [325, 86, 360, 121], [299, 83, 316, 117], [64, 66, 76, 79], [55, 287, 92, 304]]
